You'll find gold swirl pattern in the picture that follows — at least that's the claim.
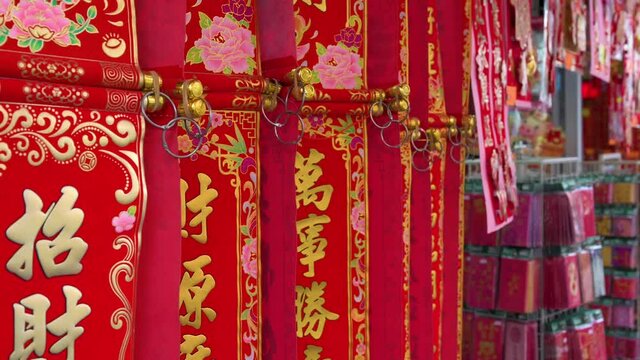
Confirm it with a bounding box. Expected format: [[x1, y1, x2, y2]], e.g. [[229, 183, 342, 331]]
[[235, 78, 265, 92], [232, 94, 259, 109], [109, 235, 136, 360], [17, 56, 85, 84], [0, 104, 140, 204], [24, 83, 89, 107], [106, 90, 140, 113], [101, 63, 138, 88]]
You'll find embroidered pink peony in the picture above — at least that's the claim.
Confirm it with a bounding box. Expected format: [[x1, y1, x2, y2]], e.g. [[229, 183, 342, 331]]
[[211, 112, 224, 128], [112, 211, 135, 233], [356, 343, 366, 355], [195, 16, 255, 74], [177, 134, 194, 154], [9, 0, 71, 45], [0, 0, 12, 28], [350, 201, 365, 235], [313, 45, 362, 89], [241, 240, 258, 279]]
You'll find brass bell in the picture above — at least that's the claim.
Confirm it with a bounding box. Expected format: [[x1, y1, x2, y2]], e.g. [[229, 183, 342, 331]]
[[411, 129, 423, 141], [262, 95, 277, 112], [265, 80, 281, 95], [370, 102, 384, 117], [390, 98, 409, 112], [179, 98, 207, 118], [293, 84, 316, 101], [407, 118, 421, 131], [144, 94, 165, 113], [287, 67, 313, 85], [175, 80, 204, 100]]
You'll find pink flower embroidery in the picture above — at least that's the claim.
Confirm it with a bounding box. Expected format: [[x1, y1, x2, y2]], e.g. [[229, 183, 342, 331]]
[[356, 343, 366, 355], [177, 134, 194, 154], [211, 112, 224, 128], [241, 240, 257, 279], [350, 201, 365, 235], [195, 16, 255, 74], [221, 0, 253, 22], [313, 45, 362, 89], [296, 43, 310, 61], [9, 0, 71, 46], [0, 0, 12, 28], [112, 211, 135, 233], [334, 27, 362, 48]]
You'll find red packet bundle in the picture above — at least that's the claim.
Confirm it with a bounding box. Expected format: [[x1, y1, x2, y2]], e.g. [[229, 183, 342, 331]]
[[567, 314, 595, 360], [471, 312, 506, 360], [578, 187, 597, 239], [466, 193, 500, 246], [590, 298, 613, 327], [544, 251, 582, 310], [612, 299, 636, 329], [545, 320, 570, 360], [611, 206, 639, 238], [568, 189, 587, 244], [613, 182, 639, 204], [615, 331, 640, 359], [465, 247, 500, 310], [596, 211, 612, 237], [504, 319, 538, 360], [588, 245, 607, 298], [594, 183, 613, 204], [545, 192, 577, 246], [610, 238, 639, 269], [497, 248, 541, 313], [578, 249, 595, 304], [605, 331, 616, 359], [587, 310, 608, 360], [502, 192, 543, 247], [463, 311, 475, 360], [612, 270, 639, 300], [602, 241, 613, 267], [604, 268, 613, 297]]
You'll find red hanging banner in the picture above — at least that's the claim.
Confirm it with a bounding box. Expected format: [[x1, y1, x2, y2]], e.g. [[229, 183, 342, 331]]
[[0, 101, 146, 359]]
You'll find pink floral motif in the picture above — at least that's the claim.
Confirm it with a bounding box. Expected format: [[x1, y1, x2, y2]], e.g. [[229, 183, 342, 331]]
[[0, 0, 12, 28], [241, 240, 257, 279], [177, 134, 194, 154], [211, 112, 224, 128], [334, 27, 362, 48], [112, 211, 135, 233], [221, 0, 253, 22], [356, 343, 366, 355], [350, 201, 365, 235], [9, 0, 71, 45], [313, 45, 362, 89], [195, 16, 255, 74], [296, 43, 310, 61]]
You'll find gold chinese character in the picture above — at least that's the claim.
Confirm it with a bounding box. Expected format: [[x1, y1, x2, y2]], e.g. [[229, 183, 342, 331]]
[[304, 344, 330, 360], [181, 174, 219, 244], [180, 255, 216, 329], [295, 150, 333, 211], [297, 214, 330, 278], [294, 0, 327, 12], [11, 285, 91, 360], [180, 334, 211, 360], [295, 281, 339, 339], [6, 187, 88, 281]]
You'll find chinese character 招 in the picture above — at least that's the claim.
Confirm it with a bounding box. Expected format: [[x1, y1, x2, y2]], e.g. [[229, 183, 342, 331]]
[[11, 285, 91, 360], [179, 255, 217, 329], [181, 174, 219, 244], [6, 187, 88, 281], [295, 281, 339, 340]]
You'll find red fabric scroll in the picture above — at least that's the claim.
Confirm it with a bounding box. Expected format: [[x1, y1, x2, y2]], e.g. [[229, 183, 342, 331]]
[[407, 1, 434, 359], [367, 1, 404, 360], [134, 0, 187, 359], [0, 0, 142, 90], [437, 0, 473, 359], [0, 101, 146, 360]]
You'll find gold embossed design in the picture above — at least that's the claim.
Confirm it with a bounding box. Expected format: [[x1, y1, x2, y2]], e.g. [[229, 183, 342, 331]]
[[235, 78, 265, 92], [109, 235, 136, 360], [23, 83, 89, 107], [17, 56, 85, 83], [232, 94, 259, 109], [101, 63, 138, 88], [0, 104, 141, 205], [106, 90, 140, 113]]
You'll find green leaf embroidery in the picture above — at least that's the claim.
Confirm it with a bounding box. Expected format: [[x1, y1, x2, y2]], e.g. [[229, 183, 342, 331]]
[[354, 76, 363, 90], [199, 12, 213, 29], [127, 206, 137, 216], [87, 6, 97, 19], [86, 25, 98, 34], [240, 226, 249, 236], [69, 33, 80, 46], [17, 39, 32, 48], [246, 57, 257, 74], [311, 71, 320, 84], [0, 28, 7, 47], [186, 46, 203, 64], [240, 309, 250, 320], [315, 42, 327, 56], [29, 40, 43, 53], [222, 66, 232, 75], [239, 20, 250, 28], [76, 13, 85, 24]]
